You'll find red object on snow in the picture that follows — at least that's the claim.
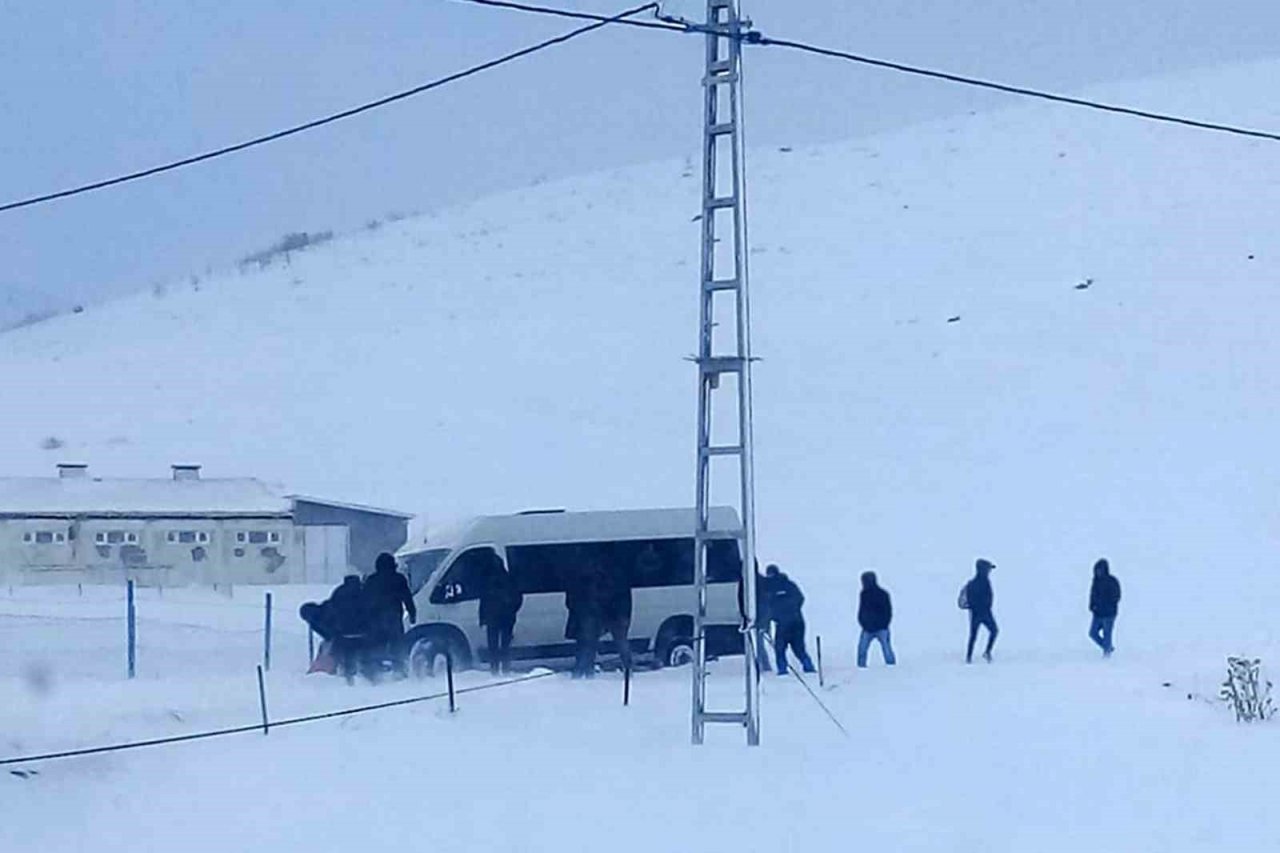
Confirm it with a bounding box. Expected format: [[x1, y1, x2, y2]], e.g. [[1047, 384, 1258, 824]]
[[308, 641, 337, 675]]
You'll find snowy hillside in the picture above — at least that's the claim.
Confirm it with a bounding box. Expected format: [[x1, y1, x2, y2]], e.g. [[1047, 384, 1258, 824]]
[[4, 58, 1280, 851], [6, 61, 1280, 641]]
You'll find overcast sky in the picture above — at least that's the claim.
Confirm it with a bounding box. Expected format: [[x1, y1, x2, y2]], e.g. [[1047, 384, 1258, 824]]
[[2, 0, 1278, 322]]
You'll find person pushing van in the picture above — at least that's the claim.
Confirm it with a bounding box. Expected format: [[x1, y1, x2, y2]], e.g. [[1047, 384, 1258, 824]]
[[364, 552, 417, 676], [598, 552, 634, 674], [764, 564, 816, 676], [479, 551, 523, 674], [565, 551, 605, 678]]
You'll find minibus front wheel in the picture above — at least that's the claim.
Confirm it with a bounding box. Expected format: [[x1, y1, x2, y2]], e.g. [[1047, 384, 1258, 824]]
[[407, 629, 470, 678]]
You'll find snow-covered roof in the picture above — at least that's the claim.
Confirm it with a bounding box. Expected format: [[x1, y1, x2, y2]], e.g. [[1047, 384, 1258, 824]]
[[404, 507, 741, 553], [0, 477, 293, 518], [288, 495, 414, 519]]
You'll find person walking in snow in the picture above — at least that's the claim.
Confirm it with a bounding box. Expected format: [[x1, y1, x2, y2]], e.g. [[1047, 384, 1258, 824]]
[[363, 552, 417, 675], [478, 551, 523, 674], [764, 564, 816, 676], [1087, 558, 1121, 657], [857, 571, 896, 667], [960, 558, 998, 663]]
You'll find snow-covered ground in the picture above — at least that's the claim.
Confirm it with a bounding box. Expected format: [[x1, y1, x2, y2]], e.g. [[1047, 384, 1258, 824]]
[[5, 58, 1280, 849], [0, 583, 1258, 852]]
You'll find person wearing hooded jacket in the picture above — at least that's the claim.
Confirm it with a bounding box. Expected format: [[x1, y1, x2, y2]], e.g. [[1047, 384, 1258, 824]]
[[961, 558, 998, 663], [764, 564, 816, 675], [856, 571, 897, 667], [362, 552, 417, 674], [1088, 558, 1121, 656], [321, 574, 369, 683]]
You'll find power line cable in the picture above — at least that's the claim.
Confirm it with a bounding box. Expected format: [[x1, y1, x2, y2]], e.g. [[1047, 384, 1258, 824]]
[[762, 632, 849, 737], [755, 36, 1280, 144], [464, 0, 1280, 144], [0, 2, 658, 215], [461, 0, 685, 33]]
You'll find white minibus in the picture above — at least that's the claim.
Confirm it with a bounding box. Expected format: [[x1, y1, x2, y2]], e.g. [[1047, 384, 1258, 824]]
[[397, 507, 745, 675]]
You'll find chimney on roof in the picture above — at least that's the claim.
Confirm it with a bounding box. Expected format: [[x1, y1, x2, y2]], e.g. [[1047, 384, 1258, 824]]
[[171, 464, 202, 482], [57, 463, 89, 479]]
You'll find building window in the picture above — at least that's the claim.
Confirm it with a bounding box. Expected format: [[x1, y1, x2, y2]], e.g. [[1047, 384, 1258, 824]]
[[168, 531, 211, 545], [96, 531, 139, 545], [23, 530, 66, 545], [238, 531, 280, 545]]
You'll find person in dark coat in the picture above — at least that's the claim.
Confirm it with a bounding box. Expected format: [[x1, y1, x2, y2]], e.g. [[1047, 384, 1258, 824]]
[[764, 564, 815, 675], [856, 571, 896, 667], [325, 574, 370, 682], [564, 550, 604, 678], [362, 552, 418, 675], [599, 552, 634, 674], [478, 552, 523, 674], [1088, 558, 1121, 656], [961, 558, 998, 663], [736, 564, 772, 672]]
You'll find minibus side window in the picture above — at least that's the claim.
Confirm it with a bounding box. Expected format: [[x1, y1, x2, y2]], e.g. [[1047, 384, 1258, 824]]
[[615, 538, 693, 588], [430, 548, 494, 604], [507, 544, 575, 594], [706, 539, 743, 584]]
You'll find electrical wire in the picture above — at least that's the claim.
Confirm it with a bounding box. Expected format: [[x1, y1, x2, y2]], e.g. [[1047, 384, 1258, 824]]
[[0, 2, 659, 215], [756, 36, 1280, 144], [461, 0, 686, 33], [8, 0, 1274, 217], [461, 0, 1280, 144], [762, 632, 849, 738]]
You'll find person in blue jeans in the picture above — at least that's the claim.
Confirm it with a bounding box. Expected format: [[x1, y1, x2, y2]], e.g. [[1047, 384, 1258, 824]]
[[1088, 558, 1121, 656], [857, 571, 896, 667], [764, 564, 816, 675], [961, 559, 998, 664]]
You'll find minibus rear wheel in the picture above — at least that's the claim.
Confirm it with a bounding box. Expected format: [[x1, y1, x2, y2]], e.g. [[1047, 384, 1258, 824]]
[[662, 639, 696, 667]]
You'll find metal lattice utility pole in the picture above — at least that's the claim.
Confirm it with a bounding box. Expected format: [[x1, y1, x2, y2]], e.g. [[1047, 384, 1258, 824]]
[[691, 0, 760, 747]]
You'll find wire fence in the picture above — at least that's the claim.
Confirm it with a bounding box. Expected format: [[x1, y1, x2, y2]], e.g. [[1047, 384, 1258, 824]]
[[0, 669, 557, 767], [0, 582, 317, 682]]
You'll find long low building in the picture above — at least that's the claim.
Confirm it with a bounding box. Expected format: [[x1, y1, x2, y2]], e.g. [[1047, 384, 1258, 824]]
[[0, 464, 413, 587]]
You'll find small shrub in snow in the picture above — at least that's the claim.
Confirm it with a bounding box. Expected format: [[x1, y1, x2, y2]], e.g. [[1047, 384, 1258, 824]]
[[238, 230, 335, 270], [4, 309, 57, 331], [1220, 656, 1274, 722], [40, 436, 65, 451]]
